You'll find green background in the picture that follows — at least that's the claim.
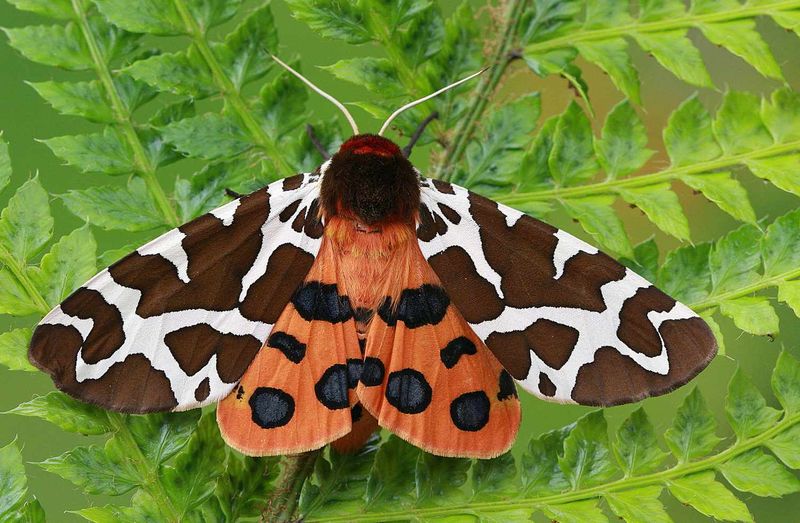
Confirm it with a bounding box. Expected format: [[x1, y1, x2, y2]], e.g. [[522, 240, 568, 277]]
[[1, 1, 800, 521]]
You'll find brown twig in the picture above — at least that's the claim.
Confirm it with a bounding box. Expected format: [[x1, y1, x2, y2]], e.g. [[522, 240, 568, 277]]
[[306, 124, 331, 160], [261, 450, 321, 522], [402, 112, 439, 158]]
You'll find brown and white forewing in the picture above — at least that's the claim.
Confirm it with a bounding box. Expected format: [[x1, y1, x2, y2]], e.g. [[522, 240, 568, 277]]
[[29, 172, 325, 413], [417, 178, 717, 406]]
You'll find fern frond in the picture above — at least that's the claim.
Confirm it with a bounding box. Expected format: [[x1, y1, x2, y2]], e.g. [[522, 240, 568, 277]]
[[4, 0, 179, 228], [520, 0, 796, 102], [295, 1, 800, 181], [4, 0, 335, 232], [287, 0, 485, 143], [297, 352, 800, 522], [475, 89, 800, 259], [112, 0, 300, 177], [0, 134, 250, 522]]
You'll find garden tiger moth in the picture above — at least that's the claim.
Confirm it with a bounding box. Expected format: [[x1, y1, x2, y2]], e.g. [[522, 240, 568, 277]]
[[27, 58, 716, 459]]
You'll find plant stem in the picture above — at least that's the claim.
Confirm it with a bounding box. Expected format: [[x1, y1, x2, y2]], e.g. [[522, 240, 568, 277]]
[[106, 413, 182, 522], [70, 0, 180, 228], [361, 5, 445, 139], [171, 0, 295, 179], [433, 0, 528, 181], [307, 411, 800, 522], [0, 245, 50, 314], [261, 450, 321, 523], [496, 139, 800, 204], [691, 267, 800, 311], [524, 0, 800, 56]]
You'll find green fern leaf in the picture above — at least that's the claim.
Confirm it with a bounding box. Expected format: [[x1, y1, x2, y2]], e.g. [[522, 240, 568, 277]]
[[8, 392, 112, 436], [667, 471, 753, 522], [3, 23, 92, 70], [613, 406, 668, 476], [61, 178, 166, 232], [0, 329, 35, 373], [520, 0, 796, 102], [0, 440, 45, 522], [726, 369, 782, 440], [28, 80, 114, 123]]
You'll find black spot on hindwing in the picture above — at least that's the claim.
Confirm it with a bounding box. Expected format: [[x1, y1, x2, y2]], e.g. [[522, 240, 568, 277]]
[[361, 357, 385, 386], [497, 370, 518, 401], [250, 387, 294, 429], [347, 358, 363, 388], [385, 369, 432, 414], [292, 281, 353, 323], [450, 391, 490, 431], [440, 336, 477, 369], [315, 364, 349, 410], [377, 284, 449, 328], [267, 331, 306, 364]]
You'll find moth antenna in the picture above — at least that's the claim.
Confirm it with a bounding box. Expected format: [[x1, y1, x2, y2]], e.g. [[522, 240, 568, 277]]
[[378, 66, 489, 136], [271, 54, 359, 135]]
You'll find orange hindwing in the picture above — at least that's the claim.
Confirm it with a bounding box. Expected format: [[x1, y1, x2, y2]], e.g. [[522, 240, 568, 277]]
[[356, 240, 521, 458], [217, 236, 362, 455]]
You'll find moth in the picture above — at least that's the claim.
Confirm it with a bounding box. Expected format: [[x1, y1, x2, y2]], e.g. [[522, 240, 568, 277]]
[[29, 57, 716, 458]]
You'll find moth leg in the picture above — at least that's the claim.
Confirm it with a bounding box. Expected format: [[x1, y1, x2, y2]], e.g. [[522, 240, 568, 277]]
[[224, 188, 242, 199], [402, 111, 439, 158], [306, 124, 331, 160]]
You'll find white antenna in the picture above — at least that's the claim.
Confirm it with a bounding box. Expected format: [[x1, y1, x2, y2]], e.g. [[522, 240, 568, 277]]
[[271, 54, 360, 135], [378, 67, 489, 136]]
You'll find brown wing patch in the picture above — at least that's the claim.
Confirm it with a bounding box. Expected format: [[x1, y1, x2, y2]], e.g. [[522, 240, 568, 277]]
[[572, 317, 716, 406], [110, 189, 270, 319], [164, 324, 261, 380], [60, 288, 124, 364], [239, 243, 315, 323], [467, 194, 626, 311], [617, 287, 676, 357], [282, 174, 304, 191], [484, 330, 533, 379], [427, 246, 504, 323], [30, 321, 178, 413], [513, 320, 579, 371], [417, 203, 448, 241], [357, 244, 520, 459]]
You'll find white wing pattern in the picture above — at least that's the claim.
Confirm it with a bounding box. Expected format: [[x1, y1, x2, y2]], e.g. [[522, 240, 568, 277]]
[[417, 177, 717, 406], [30, 171, 325, 413]]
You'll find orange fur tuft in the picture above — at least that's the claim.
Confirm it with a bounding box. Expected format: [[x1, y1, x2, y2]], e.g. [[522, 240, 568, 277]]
[[325, 216, 417, 313]]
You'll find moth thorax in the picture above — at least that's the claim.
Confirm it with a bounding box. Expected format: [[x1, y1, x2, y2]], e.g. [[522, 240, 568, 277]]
[[325, 216, 416, 311], [320, 134, 420, 226], [325, 216, 414, 257]]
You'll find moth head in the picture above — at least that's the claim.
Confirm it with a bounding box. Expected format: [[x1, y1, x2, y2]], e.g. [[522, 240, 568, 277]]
[[267, 55, 487, 227], [320, 134, 419, 226]]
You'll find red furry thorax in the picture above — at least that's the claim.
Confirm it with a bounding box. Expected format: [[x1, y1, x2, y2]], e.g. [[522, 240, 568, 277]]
[[338, 134, 401, 158]]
